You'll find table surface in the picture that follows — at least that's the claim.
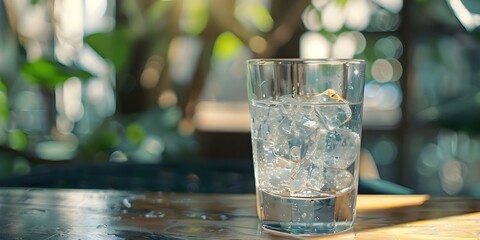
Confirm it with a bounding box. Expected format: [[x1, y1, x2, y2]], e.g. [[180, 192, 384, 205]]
[[0, 188, 478, 239]]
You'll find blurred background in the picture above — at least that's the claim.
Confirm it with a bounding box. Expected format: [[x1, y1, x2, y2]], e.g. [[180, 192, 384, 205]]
[[0, 0, 479, 196]]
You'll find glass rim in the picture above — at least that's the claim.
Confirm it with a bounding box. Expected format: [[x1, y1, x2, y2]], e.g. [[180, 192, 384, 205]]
[[246, 58, 365, 65]]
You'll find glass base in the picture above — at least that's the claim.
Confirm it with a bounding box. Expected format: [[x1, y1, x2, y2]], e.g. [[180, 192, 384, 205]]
[[261, 221, 353, 236]]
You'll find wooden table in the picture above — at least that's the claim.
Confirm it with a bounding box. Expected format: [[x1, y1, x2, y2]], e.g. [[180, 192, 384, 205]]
[[0, 188, 478, 239]]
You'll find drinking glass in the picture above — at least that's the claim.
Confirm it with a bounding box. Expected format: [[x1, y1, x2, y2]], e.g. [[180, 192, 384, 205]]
[[246, 59, 365, 236]]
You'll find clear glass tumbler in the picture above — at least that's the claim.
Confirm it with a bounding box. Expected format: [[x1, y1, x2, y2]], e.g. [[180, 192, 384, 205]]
[[246, 59, 365, 236]]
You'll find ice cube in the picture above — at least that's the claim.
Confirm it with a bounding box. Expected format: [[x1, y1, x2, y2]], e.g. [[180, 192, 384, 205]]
[[294, 114, 320, 134], [303, 164, 354, 194], [255, 109, 283, 146], [254, 139, 277, 189], [307, 164, 324, 192], [322, 168, 354, 194], [314, 103, 352, 131], [298, 103, 315, 116], [256, 121, 271, 142], [273, 117, 293, 160], [273, 116, 310, 161], [251, 101, 275, 143], [273, 113, 321, 162], [278, 95, 300, 115], [309, 129, 328, 168], [254, 139, 276, 165], [323, 128, 361, 169], [290, 149, 308, 181], [307, 93, 334, 104], [266, 106, 284, 134], [280, 102, 297, 116], [302, 131, 320, 162], [251, 100, 269, 123], [290, 173, 307, 195], [269, 166, 290, 188], [302, 89, 352, 131], [290, 146, 301, 161], [260, 158, 291, 194], [289, 159, 313, 196]]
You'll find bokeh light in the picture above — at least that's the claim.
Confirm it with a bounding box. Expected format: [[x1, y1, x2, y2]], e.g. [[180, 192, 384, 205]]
[[344, 0, 371, 30], [332, 32, 357, 58], [312, 0, 329, 10], [212, 32, 243, 61], [374, 0, 403, 13], [302, 6, 322, 31], [179, 0, 208, 36], [158, 90, 178, 108], [300, 32, 330, 58], [234, 1, 274, 33], [34, 141, 77, 161], [374, 36, 403, 59], [248, 36, 268, 54], [84, 0, 112, 33], [440, 160, 465, 195], [372, 139, 397, 166], [140, 55, 164, 89], [179, 118, 195, 136], [370, 9, 401, 31], [59, 78, 84, 122], [168, 36, 202, 85], [352, 31, 367, 54], [321, 2, 346, 32], [110, 150, 128, 163], [415, 129, 480, 195], [372, 59, 394, 83], [86, 79, 116, 118], [364, 81, 403, 110], [389, 58, 403, 81], [371, 58, 403, 82], [417, 143, 442, 176]]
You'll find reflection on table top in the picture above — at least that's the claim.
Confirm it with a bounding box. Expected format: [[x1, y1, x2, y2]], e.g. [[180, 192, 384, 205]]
[[0, 188, 479, 239]]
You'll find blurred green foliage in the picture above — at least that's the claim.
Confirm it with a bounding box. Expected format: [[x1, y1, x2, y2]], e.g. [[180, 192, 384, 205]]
[[84, 29, 132, 71], [0, 93, 8, 145], [0, 0, 306, 180], [126, 123, 145, 145], [21, 59, 93, 88], [212, 32, 243, 61], [8, 129, 28, 151], [78, 124, 120, 160], [181, 0, 209, 36], [0, 79, 9, 127]]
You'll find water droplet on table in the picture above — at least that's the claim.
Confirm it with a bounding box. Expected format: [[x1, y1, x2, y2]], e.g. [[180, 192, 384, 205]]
[[96, 224, 107, 229], [21, 209, 47, 215], [144, 211, 165, 219], [122, 198, 131, 208]]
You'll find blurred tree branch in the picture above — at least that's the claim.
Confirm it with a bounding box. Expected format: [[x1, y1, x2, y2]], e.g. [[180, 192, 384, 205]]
[[182, 0, 309, 120]]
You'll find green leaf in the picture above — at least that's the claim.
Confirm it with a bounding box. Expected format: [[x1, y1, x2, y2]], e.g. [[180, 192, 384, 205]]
[[79, 127, 120, 153], [182, 0, 209, 36], [212, 32, 243, 61], [126, 123, 145, 145], [0, 91, 9, 123], [0, 78, 9, 123], [21, 59, 93, 88], [336, 0, 349, 7], [9, 129, 28, 151], [13, 158, 31, 175], [84, 29, 132, 71], [146, 0, 172, 22], [0, 78, 7, 93], [245, 3, 274, 32]]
